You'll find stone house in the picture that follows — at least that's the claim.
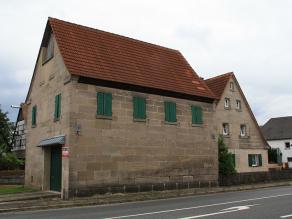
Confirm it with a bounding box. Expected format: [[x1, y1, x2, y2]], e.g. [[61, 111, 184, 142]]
[[24, 18, 219, 199], [205, 73, 269, 172], [262, 116, 292, 168]]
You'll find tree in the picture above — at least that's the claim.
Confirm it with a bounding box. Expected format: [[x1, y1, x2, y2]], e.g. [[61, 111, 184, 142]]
[[0, 108, 14, 154], [218, 135, 236, 176]]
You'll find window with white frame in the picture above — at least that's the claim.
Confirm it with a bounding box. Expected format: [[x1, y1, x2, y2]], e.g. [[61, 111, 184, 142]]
[[224, 98, 230, 109], [240, 124, 247, 137], [230, 82, 234, 91], [43, 34, 54, 63], [222, 123, 229, 136], [236, 100, 241, 110], [285, 142, 291, 150], [248, 154, 262, 167]]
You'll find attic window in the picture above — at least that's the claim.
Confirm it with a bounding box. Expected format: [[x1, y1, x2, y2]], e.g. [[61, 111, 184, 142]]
[[230, 82, 234, 91], [43, 34, 54, 64]]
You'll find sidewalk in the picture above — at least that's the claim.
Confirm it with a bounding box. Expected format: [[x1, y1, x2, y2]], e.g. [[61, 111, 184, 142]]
[[1, 180, 292, 213]]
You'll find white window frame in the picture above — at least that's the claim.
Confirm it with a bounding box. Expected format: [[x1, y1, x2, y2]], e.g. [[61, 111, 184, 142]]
[[251, 154, 260, 167], [230, 82, 234, 91], [240, 124, 247, 137], [236, 100, 241, 110], [223, 123, 229, 136], [224, 98, 230, 109]]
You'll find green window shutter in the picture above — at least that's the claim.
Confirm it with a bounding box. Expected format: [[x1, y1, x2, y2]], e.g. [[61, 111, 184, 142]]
[[104, 93, 112, 116], [165, 102, 176, 122], [54, 94, 61, 120], [248, 154, 253, 167], [259, 154, 262, 166], [32, 106, 37, 126], [192, 106, 203, 124], [133, 97, 146, 119], [97, 92, 104, 115]]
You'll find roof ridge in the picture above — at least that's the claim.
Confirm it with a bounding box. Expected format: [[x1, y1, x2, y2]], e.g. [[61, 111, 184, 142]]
[[205, 72, 234, 82], [48, 17, 180, 53]]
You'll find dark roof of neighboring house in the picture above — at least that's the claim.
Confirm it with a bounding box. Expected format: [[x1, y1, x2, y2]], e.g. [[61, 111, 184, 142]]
[[44, 17, 215, 100], [261, 117, 292, 140], [204, 72, 233, 98]]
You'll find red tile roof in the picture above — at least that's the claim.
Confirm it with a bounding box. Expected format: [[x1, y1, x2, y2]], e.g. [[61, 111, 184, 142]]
[[205, 72, 234, 98], [48, 18, 215, 100]]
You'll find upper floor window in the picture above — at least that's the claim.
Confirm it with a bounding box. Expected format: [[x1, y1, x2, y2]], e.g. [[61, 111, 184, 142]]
[[222, 123, 229, 136], [191, 106, 203, 125], [164, 101, 177, 123], [97, 92, 112, 117], [43, 34, 54, 63], [236, 100, 241, 110], [32, 105, 37, 127], [224, 98, 230, 109], [285, 142, 291, 150], [230, 82, 234, 91], [133, 96, 146, 120], [240, 124, 247, 137], [54, 94, 61, 121]]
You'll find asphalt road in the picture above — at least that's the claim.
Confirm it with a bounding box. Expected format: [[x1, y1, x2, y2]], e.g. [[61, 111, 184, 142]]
[[1, 186, 292, 219]]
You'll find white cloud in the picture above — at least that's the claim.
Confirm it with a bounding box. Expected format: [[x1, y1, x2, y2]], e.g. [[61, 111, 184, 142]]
[[0, 0, 291, 123]]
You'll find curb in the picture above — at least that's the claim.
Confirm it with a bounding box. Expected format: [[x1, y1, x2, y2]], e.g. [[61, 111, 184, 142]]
[[1, 181, 292, 214]]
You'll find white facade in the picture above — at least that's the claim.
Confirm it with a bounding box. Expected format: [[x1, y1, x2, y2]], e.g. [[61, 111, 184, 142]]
[[268, 139, 292, 166]]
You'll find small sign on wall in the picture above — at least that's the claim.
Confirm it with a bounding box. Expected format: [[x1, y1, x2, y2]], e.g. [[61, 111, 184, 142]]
[[62, 145, 69, 157]]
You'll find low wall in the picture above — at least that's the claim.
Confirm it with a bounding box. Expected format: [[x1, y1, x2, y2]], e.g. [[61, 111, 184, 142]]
[[219, 169, 292, 186], [0, 170, 24, 185]]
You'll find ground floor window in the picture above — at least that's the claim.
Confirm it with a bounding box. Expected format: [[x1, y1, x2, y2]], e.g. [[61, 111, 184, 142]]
[[248, 154, 262, 167]]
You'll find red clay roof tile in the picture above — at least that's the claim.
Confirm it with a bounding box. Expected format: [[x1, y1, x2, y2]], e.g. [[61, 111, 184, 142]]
[[205, 72, 234, 98], [48, 18, 215, 99]]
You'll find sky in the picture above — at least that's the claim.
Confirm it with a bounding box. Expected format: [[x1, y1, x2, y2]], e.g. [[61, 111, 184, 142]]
[[1, 0, 292, 125]]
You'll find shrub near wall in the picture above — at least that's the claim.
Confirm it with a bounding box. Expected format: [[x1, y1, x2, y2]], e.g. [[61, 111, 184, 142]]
[[219, 169, 292, 186]]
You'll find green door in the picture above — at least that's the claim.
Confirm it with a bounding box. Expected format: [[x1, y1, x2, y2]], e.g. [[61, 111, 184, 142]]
[[50, 147, 62, 191]]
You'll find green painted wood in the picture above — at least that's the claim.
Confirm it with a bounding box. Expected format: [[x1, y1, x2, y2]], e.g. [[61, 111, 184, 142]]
[[50, 147, 62, 192], [32, 106, 37, 126], [192, 106, 203, 124], [248, 154, 253, 167], [54, 94, 61, 120], [259, 154, 263, 166], [133, 97, 146, 119], [104, 93, 112, 116], [97, 92, 104, 115], [164, 102, 176, 122]]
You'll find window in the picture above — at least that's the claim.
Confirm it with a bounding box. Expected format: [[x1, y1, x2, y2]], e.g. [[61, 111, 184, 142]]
[[285, 142, 291, 150], [230, 82, 234, 91], [43, 34, 54, 63], [240, 124, 247, 137], [133, 96, 146, 120], [236, 100, 241, 110], [224, 98, 230, 109], [54, 94, 61, 121], [288, 157, 292, 162], [222, 123, 229, 136], [191, 106, 203, 125], [32, 105, 37, 127], [97, 92, 112, 117], [248, 154, 262, 167], [164, 101, 177, 123]]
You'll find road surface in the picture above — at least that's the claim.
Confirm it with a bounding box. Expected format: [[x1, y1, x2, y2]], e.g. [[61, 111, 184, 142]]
[[1, 185, 292, 219]]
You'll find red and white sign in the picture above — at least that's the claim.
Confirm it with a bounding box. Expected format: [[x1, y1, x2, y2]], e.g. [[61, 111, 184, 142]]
[[62, 145, 69, 157]]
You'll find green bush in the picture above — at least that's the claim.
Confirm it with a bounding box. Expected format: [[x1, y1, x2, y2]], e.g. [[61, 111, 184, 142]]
[[0, 152, 24, 170], [218, 135, 236, 176]]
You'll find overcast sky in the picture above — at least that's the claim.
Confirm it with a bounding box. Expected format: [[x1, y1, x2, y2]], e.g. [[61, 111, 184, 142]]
[[1, 0, 292, 125]]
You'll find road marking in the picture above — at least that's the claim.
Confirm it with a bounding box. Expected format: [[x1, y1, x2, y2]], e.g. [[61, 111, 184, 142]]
[[281, 214, 292, 218], [104, 193, 292, 219], [179, 204, 258, 219]]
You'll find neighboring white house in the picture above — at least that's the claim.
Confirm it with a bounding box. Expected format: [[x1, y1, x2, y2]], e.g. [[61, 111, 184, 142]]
[[261, 117, 292, 168]]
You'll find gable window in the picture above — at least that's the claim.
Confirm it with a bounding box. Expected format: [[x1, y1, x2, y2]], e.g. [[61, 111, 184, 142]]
[[97, 92, 112, 117], [32, 105, 37, 127], [230, 82, 234, 91], [224, 98, 230, 109], [222, 123, 229, 136], [54, 94, 61, 121], [236, 100, 241, 111], [240, 124, 247, 137], [164, 101, 177, 123], [191, 106, 203, 125], [133, 96, 146, 120], [43, 34, 54, 63], [248, 154, 262, 167], [285, 142, 291, 150]]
